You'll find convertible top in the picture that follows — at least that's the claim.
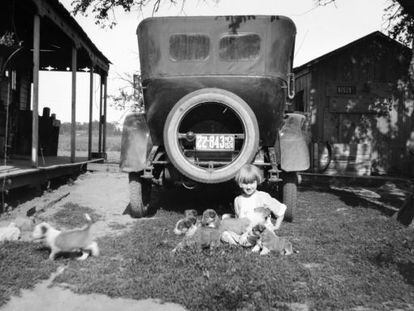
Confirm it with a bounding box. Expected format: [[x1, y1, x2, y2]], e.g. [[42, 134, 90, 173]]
[[137, 15, 296, 81]]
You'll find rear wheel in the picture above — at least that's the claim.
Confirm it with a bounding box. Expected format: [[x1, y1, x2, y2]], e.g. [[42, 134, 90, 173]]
[[163, 88, 259, 184], [281, 172, 298, 222], [128, 172, 152, 218]]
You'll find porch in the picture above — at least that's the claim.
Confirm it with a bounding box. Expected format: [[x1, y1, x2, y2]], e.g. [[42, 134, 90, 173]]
[[0, 0, 111, 199], [0, 156, 103, 192]]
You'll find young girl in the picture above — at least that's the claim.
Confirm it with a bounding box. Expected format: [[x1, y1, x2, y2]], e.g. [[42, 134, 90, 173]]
[[221, 164, 287, 246], [234, 164, 286, 230]]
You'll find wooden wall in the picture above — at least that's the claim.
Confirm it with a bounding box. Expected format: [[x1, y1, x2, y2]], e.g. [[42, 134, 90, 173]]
[[0, 66, 34, 157], [294, 34, 414, 177]]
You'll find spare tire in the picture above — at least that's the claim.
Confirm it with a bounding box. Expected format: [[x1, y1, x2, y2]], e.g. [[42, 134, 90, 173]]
[[163, 88, 259, 184]]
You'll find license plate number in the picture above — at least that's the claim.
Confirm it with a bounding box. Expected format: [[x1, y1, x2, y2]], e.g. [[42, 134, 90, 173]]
[[195, 134, 235, 151]]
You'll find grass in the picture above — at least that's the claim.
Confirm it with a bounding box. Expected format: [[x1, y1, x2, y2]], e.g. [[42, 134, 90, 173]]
[[50, 203, 103, 228], [0, 242, 60, 306], [1, 188, 413, 310]]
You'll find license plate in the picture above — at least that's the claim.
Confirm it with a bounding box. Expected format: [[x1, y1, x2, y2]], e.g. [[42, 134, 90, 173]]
[[195, 134, 235, 151]]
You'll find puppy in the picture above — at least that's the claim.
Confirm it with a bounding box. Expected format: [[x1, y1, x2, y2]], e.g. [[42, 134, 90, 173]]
[[202, 208, 276, 235], [249, 224, 293, 256], [173, 216, 198, 236], [253, 206, 278, 232], [172, 226, 222, 252], [201, 209, 221, 228], [184, 209, 198, 218], [32, 214, 99, 260]]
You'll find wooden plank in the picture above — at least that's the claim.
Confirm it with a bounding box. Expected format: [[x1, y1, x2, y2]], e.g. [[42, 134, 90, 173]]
[[88, 66, 94, 160], [71, 47, 77, 163], [103, 74, 107, 155], [31, 14, 40, 168], [98, 76, 103, 153]]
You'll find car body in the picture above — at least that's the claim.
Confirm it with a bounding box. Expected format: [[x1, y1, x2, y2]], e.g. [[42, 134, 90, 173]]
[[120, 15, 309, 219]]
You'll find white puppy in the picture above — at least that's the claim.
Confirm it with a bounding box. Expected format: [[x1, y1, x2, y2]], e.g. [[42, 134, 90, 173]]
[[32, 214, 99, 260]]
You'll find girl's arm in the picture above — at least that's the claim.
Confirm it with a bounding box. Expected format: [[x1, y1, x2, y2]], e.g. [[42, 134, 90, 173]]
[[273, 212, 285, 230], [261, 192, 287, 229], [234, 196, 241, 218]]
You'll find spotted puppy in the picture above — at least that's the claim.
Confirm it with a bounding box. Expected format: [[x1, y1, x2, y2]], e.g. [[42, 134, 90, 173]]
[[173, 216, 198, 236], [173, 209, 200, 237], [32, 214, 99, 260], [249, 224, 293, 256]]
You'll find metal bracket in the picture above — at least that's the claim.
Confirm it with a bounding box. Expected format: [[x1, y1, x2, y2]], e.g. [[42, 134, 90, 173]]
[[142, 145, 159, 179], [267, 147, 282, 182], [142, 166, 154, 179]]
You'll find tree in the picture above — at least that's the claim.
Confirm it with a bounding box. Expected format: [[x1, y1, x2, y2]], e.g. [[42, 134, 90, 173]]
[[71, 0, 190, 27], [108, 71, 144, 114]]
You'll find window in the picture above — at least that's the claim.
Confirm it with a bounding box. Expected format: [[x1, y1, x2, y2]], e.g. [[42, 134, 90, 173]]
[[169, 34, 210, 61], [294, 90, 305, 112], [219, 33, 260, 61]]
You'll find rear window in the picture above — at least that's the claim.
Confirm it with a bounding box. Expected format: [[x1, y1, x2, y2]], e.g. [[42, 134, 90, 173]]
[[169, 34, 210, 61], [219, 33, 261, 61]]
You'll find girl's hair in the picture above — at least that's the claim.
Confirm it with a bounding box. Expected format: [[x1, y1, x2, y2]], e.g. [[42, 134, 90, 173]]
[[235, 164, 263, 184]]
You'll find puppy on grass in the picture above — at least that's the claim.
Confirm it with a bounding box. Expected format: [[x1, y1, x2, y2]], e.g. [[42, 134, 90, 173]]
[[32, 214, 99, 260], [246, 224, 293, 256], [173, 209, 199, 236]]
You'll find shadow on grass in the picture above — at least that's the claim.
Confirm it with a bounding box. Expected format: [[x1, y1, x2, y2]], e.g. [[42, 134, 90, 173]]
[[300, 185, 398, 217], [398, 262, 414, 286]]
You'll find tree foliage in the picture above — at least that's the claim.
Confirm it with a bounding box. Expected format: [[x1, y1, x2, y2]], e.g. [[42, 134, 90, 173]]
[[71, 0, 186, 27], [108, 72, 144, 113], [384, 0, 414, 46]]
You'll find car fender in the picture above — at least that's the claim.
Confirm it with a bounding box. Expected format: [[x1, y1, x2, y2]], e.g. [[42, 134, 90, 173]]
[[279, 113, 310, 172], [120, 112, 153, 172]]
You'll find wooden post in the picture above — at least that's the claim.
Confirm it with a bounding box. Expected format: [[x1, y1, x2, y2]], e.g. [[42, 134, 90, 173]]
[[102, 74, 107, 156], [98, 74, 103, 154], [32, 14, 40, 168], [88, 66, 94, 160], [70, 46, 77, 163]]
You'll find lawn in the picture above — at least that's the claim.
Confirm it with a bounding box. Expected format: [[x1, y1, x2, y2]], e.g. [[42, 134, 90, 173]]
[[1, 187, 413, 310]]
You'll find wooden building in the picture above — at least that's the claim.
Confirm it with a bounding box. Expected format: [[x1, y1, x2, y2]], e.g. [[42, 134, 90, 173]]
[[0, 0, 110, 198], [293, 31, 414, 177]]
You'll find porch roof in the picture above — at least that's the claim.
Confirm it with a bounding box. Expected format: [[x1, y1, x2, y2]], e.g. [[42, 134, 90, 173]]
[[1, 0, 110, 75]]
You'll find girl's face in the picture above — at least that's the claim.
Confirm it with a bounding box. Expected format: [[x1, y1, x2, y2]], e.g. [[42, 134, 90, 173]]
[[239, 180, 257, 196]]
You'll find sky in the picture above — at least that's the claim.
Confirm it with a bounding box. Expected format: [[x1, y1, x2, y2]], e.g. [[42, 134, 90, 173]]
[[39, 0, 391, 124]]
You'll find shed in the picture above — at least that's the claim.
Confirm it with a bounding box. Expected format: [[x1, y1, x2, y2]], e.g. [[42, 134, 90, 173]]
[[293, 31, 414, 177]]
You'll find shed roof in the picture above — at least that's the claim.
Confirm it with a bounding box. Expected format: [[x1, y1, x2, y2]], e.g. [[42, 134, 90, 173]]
[[294, 31, 411, 74]]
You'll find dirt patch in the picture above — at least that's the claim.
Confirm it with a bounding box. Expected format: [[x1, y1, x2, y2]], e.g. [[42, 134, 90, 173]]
[[1, 169, 135, 238]]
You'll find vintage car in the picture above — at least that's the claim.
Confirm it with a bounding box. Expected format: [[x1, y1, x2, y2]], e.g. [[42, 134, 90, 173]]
[[120, 15, 309, 220]]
